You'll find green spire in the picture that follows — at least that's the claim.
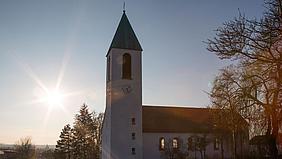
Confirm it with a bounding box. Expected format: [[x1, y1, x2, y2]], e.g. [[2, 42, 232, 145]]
[[108, 12, 142, 53]]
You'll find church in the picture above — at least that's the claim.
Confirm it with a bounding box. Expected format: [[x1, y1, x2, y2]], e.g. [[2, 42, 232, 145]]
[[102, 11, 249, 159]]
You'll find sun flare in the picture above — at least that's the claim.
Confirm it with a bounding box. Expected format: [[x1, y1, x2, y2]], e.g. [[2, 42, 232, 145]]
[[46, 90, 64, 107], [34, 88, 66, 109], [20, 51, 78, 124]]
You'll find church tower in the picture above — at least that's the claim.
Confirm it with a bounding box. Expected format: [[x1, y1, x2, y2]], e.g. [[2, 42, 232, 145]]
[[102, 11, 143, 159]]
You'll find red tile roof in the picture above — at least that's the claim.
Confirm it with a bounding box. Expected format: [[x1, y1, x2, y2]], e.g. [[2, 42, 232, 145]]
[[142, 106, 214, 133], [142, 105, 248, 133]]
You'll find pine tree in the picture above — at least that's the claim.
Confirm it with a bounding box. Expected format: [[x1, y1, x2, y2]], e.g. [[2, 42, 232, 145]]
[[55, 124, 73, 159], [55, 104, 104, 159], [72, 104, 95, 159]]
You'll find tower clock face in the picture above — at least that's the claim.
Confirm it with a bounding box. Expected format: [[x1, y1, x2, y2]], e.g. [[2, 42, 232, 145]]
[[121, 85, 132, 94]]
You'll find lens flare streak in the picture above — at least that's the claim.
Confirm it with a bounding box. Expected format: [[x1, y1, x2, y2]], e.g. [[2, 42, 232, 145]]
[[15, 52, 79, 126]]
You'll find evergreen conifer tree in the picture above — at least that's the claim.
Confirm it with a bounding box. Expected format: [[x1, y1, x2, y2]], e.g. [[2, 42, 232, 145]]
[[72, 104, 95, 159], [55, 124, 73, 159], [55, 103, 104, 159]]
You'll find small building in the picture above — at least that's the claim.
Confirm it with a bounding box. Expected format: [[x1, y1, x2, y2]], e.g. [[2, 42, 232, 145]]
[[0, 150, 17, 159], [250, 134, 282, 158], [101, 10, 249, 159]]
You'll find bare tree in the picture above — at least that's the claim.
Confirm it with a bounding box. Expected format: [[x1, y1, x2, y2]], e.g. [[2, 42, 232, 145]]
[[196, 135, 209, 159], [187, 135, 210, 159], [92, 112, 104, 159], [206, 0, 282, 157], [209, 66, 252, 158], [160, 138, 186, 159], [14, 137, 36, 159], [42, 145, 55, 159]]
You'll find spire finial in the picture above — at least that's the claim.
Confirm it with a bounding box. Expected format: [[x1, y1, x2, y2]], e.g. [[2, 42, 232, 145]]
[[123, 2, 126, 13]]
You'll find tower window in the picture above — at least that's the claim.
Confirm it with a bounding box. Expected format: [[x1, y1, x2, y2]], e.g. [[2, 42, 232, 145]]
[[132, 133, 135, 140], [173, 138, 179, 149], [131, 147, 136, 155], [122, 53, 131, 79], [131, 118, 136, 125], [159, 137, 165, 150]]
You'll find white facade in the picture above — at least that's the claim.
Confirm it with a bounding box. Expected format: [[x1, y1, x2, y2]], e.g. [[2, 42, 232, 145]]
[[143, 133, 233, 159]]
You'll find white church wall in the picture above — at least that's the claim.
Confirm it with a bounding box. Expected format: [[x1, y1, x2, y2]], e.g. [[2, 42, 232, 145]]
[[143, 132, 233, 159]]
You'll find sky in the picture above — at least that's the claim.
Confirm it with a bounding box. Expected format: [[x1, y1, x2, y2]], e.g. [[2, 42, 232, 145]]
[[0, 0, 265, 145]]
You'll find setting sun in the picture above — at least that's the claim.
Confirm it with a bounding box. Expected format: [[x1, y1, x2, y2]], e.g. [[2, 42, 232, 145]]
[[46, 90, 64, 107], [33, 87, 66, 110]]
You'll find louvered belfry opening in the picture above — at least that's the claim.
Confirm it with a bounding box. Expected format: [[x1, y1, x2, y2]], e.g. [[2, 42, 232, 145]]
[[122, 53, 132, 79]]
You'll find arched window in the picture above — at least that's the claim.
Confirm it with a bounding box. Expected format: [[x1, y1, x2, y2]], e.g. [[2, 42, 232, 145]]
[[173, 138, 179, 149], [132, 133, 136, 140], [122, 53, 131, 79], [159, 137, 165, 150], [131, 147, 136, 155], [214, 137, 220, 150], [131, 118, 136, 125], [188, 137, 193, 150]]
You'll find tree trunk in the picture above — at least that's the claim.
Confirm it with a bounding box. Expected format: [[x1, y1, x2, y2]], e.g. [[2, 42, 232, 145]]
[[240, 133, 243, 159], [232, 130, 236, 159], [270, 111, 279, 159], [270, 67, 280, 159], [221, 136, 224, 159], [266, 115, 271, 136], [194, 145, 197, 159], [200, 151, 203, 159]]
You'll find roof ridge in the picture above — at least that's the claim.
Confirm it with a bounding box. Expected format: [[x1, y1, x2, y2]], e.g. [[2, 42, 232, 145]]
[[142, 105, 208, 109]]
